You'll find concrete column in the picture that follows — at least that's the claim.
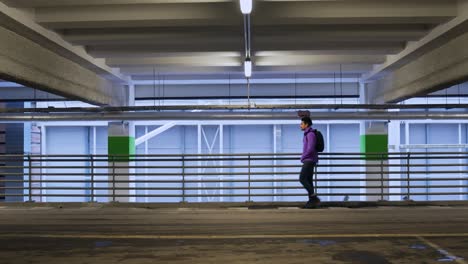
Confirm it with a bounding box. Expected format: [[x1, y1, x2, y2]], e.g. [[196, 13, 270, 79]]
[[360, 122, 389, 201], [30, 123, 42, 202], [273, 124, 282, 201], [108, 122, 135, 202], [387, 120, 401, 201], [360, 82, 389, 201]]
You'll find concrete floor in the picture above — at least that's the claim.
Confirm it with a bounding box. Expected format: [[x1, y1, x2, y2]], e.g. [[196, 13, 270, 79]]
[[0, 204, 467, 264]]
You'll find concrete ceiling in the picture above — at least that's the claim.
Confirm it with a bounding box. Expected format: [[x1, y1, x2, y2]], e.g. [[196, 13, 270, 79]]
[[4, 0, 468, 105], [0, 0, 456, 80]]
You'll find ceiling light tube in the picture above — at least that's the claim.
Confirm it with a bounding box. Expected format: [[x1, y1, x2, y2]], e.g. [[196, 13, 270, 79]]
[[240, 0, 252, 14], [244, 58, 252, 78]]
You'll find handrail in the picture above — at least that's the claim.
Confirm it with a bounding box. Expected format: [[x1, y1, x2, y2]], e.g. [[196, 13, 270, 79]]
[[1, 152, 467, 203]]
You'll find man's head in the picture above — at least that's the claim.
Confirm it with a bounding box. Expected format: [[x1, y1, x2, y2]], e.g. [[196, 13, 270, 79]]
[[300, 116, 312, 131]]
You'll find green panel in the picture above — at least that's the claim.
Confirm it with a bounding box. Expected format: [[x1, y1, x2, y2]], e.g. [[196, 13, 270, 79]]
[[108, 136, 135, 161], [360, 134, 388, 160]]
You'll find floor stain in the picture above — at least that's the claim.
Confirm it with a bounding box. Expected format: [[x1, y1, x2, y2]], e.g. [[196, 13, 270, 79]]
[[333, 250, 391, 264]]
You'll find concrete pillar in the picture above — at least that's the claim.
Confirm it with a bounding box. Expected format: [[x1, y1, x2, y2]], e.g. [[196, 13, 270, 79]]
[[360, 122, 389, 201], [30, 122, 42, 202], [273, 124, 282, 201], [360, 82, 389, 201], [387, 120, 401, 201], [108, 122, 135, 202]]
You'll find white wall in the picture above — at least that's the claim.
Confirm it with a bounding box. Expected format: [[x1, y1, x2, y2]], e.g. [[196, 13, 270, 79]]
[[45, 126, 90, 202]]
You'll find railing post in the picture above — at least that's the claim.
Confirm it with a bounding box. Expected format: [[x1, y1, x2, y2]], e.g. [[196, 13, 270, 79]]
[[406, 153, 411, 201], [27, 155, 33, 202], [247, 154, 251, 202], [90, 155, 95, 202], [182, 155, 185, 202], [314, 165, 318, 195], [112, 158, 116, 202], [380, 154, 384, 201]]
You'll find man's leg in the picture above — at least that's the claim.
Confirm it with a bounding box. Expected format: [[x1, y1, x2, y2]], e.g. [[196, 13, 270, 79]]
[[299, 161, 315, 198], [300, 161, 320, 208], [306, 164, 315, 197]]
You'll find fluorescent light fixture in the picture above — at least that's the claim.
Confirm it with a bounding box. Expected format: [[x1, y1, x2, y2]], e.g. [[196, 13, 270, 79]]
[[240, 0, 252, 14], [244, 58, 252, 78]]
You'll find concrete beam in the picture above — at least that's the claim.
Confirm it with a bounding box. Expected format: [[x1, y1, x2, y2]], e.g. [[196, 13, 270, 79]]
[[360, 0, 468, 103], [131, 77, 359, 85], [33, 1, 455, 29], [87, 42, 404, 58], [2, 0, 229, 8], [119, 65, 373, 76], [107, 55, 384, 68], [35, 3, 240, 29], [0, 26, 125, 105], [0, 3, 129, 105], [256, 55, 386, 67], [256, 0, 455, 25], [63, 25, 427, 46], [372, 31, 468, 103], [107, 56, 241, 67], [0, 2, 128, 82], [363, 0, 468, 81]]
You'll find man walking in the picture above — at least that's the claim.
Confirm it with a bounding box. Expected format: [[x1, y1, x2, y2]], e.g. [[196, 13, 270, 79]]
[[299, 116, 320, 208]]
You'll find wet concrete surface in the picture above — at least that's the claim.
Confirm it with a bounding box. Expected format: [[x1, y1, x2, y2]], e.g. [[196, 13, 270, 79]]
[[0, 205, 467, 263]]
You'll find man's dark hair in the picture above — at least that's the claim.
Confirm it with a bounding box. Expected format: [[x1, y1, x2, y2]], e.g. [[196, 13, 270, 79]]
[[301, 116, 312, 127]]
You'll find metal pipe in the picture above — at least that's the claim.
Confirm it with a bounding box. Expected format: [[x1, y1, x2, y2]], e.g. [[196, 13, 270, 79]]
[[3, 111, 468, 122], [2, 104, 468, 113]]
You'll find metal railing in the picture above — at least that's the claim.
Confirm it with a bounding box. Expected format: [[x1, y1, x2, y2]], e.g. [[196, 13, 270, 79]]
[[0, 152, 467, 203]]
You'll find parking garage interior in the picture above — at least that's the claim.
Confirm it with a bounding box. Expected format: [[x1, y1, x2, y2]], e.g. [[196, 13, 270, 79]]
[[1, 0, 468, 263]]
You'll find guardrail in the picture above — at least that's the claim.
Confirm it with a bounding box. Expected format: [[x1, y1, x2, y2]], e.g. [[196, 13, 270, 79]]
[[1, 152, 467, 203]]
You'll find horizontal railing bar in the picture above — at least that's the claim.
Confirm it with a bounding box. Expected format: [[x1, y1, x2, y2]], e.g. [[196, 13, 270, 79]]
[[11, 155, 468, 159], [3, 163, 468, 169], [3, 171, 467, 177], [4, 185, 467, 191], [4, 165, 468, 170], [1, 151, 468, 157], [3, 173, 468, 179], [1, 151, 467, 203], [2, 192, 468, 197], [0, 156, 468, 163], [2, 178, 468, 183], [5, 156, 468, 162]]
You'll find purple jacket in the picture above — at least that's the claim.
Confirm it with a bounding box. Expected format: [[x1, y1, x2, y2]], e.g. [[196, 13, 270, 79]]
[[301, 127, 318, 163]]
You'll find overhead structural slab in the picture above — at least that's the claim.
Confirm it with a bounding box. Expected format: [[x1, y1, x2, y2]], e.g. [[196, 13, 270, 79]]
[[369, 30, 468, 103], [363, 0, 468, 103], [0, 2, 128, 106]]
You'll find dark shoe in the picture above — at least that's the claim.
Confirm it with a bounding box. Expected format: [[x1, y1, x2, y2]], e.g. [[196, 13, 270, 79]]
[[302, 199, 319, 209], [309, 195, 320, 203]]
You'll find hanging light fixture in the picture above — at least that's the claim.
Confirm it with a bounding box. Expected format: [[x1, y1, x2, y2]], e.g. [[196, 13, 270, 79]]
[[244, 58, 252, 78], [240, 0, 252, 14]]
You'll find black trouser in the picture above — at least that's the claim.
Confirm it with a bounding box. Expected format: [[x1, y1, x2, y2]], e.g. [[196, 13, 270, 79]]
[[299, 161, 316, 198]]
